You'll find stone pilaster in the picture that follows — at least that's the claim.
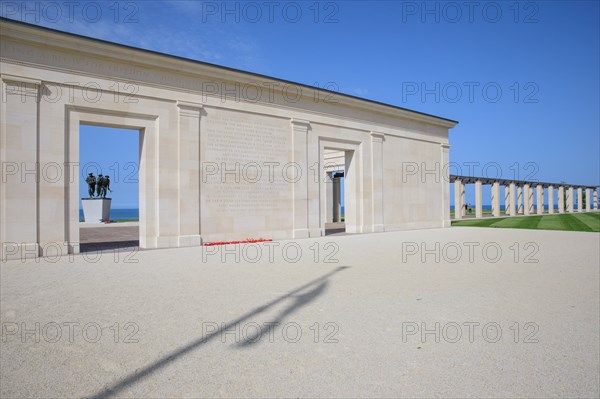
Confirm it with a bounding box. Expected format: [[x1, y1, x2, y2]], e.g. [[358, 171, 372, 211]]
[[441, 144, 451, 226], [371, 132, 385, 232], [1, 74, 41, 260], [290, 119, 311, 238], [177, 101, 203, 247]]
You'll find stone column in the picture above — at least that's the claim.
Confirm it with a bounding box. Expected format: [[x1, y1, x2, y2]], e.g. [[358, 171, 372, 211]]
[[528, 184, 535, 214], [517, 186, 524, 214], [585, 188, 591, 212], [558, 186, 565, 213], [523, 184, 531, 215], [332, 176, 341, 223], [454, 179, 464, 220], [461, 183, 466, 217], [504, 184, 511, 215], [567, 187, 574, 213], [509, 182, 517, 216], [594, 189, 598, 210], [536, 185, 544, 214], [491, 182, 500, 217], [548, 185, 554, 214], [326, 172, 334, 223], [475, 180, 483, 218], [577, 187, 583, 212]]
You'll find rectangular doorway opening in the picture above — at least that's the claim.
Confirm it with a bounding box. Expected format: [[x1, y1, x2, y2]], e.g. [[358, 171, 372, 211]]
[[324, 149, 348, 235], [78, 124, 141, 253]]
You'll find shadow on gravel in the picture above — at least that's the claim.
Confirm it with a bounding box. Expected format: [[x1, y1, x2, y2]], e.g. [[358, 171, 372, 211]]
[[236, 279, 329, 348], [89, 266, 349, 399]]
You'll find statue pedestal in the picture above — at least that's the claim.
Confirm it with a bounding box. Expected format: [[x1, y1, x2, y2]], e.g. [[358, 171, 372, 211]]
[[82, 198, 111, 223]]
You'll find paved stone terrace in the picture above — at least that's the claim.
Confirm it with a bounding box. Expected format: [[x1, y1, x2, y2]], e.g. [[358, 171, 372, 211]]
[[79, 222, 139, 252]]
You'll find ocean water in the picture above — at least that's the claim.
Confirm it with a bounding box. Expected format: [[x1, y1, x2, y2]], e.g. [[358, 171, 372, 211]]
[[80, 208, 139, 221]]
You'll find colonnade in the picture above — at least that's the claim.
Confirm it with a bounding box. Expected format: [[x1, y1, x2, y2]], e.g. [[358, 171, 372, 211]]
[[451, 175, 599, 220]]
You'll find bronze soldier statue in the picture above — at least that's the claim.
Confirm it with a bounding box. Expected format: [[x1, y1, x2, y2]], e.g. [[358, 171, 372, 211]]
[[102, 175, 112, 198], [85, 173, 96, 198], [96, 174, 104, 197]]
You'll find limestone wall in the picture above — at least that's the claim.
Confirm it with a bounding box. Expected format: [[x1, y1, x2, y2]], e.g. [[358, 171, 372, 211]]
[[0, 19, 456, 259]]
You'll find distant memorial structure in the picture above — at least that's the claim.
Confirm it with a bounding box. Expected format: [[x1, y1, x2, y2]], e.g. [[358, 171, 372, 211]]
[[1, 18, 459, 260], [81, 173, 112, 223]]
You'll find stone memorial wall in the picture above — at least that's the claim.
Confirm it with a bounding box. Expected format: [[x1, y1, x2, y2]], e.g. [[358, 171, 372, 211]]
[[0, 19, 457, 259]]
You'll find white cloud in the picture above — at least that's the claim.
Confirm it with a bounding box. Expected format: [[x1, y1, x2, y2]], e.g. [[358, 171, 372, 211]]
[[6, 1, 265, 72]]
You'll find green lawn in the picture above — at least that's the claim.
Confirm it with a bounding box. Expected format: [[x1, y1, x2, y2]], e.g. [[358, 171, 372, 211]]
[[452, 212, 600, 232]]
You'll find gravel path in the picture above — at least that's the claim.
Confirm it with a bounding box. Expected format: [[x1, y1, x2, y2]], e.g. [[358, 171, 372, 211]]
[[1, 227, 598, 398]]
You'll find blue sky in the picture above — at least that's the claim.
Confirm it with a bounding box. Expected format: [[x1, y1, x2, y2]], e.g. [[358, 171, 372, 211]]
[[2, 1, 598, 207], [79, 126, 139, 208]]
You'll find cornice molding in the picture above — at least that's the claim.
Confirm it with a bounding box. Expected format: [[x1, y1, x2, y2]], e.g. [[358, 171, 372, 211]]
[[0, 73, 41, 85]]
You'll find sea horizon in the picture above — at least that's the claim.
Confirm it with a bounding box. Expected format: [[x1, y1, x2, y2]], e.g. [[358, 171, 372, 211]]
[[80, 205, 569, 221], [79, 207, 139, 221]]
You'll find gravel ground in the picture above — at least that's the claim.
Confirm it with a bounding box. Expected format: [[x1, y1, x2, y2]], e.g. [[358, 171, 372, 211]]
[[1, 227, 598, 398]]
